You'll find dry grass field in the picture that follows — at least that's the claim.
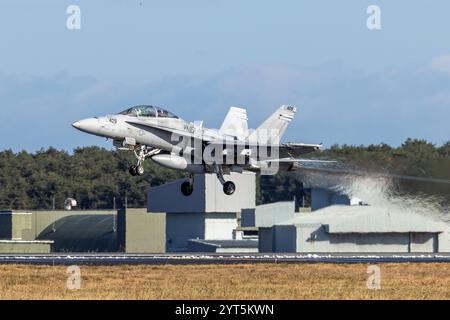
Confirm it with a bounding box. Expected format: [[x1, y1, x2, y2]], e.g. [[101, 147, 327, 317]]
[[0, 263, 449, 300]]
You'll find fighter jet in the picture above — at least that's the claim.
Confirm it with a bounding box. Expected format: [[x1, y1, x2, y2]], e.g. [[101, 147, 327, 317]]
[[72, 105, 329, 195]]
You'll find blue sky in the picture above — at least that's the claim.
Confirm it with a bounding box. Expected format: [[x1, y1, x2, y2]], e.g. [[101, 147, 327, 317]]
[[1, 0, 450, 151]]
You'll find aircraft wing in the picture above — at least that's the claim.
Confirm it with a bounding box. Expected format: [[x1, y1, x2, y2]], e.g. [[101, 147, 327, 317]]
[[207, 140, 322, 161], [205, 141, 322, 158], [126, 121, 324, 161]]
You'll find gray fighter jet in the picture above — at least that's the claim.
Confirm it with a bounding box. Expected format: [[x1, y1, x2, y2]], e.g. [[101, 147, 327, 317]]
[[72, 105, 328, 195]]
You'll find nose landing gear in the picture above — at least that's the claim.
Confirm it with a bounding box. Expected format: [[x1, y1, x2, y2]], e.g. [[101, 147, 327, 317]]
[[129, 146, 161, 176], [129, 164, 145, 176], [129, 165, 137, 176]]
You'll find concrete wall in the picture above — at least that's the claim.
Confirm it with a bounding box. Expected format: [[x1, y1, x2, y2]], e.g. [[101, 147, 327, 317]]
[[204, 213, 238, 240], [118, 208, 166, 253], [148, 173, 255, 213], [148, 173, 250, 252], [273, 226, 297, 252], [328, 233, 410, 253], [0, 209, 167, 253], [166, 213, 206, 252], [259, 226, 297, 253], [409, 233, 437, 252], [0, 211, 33, 240], [242, 201, 295, 228], [258, 227, 274, 252], [260, 223, 443, 253], [438, 231, 450, 252], [258, 203, 450, 253], [240, 209, 255, 228], [166, 212, 237, 252], [0, 241, 52, 253], [296, 224, 330, 252]]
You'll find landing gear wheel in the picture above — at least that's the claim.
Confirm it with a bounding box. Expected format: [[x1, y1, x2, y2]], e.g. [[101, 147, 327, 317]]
[[223, 181, 235, 195], [129, 165, 137, 176], [136, 165, 145, 176], [181, 181, 194, 196], [128, 146, 161, 177]]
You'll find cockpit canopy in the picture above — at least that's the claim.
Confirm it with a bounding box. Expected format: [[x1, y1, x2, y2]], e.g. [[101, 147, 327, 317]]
[[118, 105, 179, 119]]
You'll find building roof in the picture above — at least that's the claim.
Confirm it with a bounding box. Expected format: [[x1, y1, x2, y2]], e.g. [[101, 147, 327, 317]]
[[36, 214, 117, 252], [278, 205, 450, 234]]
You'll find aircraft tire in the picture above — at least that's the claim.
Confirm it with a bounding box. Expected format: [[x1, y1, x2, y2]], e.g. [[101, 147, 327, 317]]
[[181, 181, 193, 196], [136, 165, 145, 176], [129, 165, 137, 176], [223, 181, 235, 195]]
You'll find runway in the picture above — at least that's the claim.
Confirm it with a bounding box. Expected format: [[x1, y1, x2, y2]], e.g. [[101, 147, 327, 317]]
[[1, 253, 450, 265]]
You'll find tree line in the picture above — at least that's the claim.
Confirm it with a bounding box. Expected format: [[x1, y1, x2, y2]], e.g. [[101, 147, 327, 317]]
[[0, 138, 449, 210], [260, 138, 450, 206]]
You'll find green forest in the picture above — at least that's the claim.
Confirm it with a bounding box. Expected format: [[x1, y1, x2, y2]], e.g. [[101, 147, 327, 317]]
[[0, 138, 449, 210]]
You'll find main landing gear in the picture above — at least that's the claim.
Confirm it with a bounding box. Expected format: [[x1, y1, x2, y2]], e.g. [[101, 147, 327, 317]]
[[129, 146, 160, 176], [181, 175, 194, 196], [223, 180, 236, 195], [214, 163, 236, 196], [179, 164, 236, 196]]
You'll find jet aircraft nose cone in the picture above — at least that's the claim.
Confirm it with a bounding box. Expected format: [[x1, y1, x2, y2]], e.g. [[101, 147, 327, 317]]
[[72, 121, 81, 129], [71, 118, 100, 134]]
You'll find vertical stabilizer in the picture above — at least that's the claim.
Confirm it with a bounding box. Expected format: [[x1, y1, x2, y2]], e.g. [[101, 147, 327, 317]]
[[219, 106, 249, 140], [248, 105, 296, 144]]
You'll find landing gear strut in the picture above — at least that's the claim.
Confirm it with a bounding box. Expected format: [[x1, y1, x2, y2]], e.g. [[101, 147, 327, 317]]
[[129, 146, 160, 176], [214, 163, 235, 195]]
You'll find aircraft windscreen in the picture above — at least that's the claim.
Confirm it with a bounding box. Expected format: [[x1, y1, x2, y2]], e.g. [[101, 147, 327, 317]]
[[118, 105, 178, 118]]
